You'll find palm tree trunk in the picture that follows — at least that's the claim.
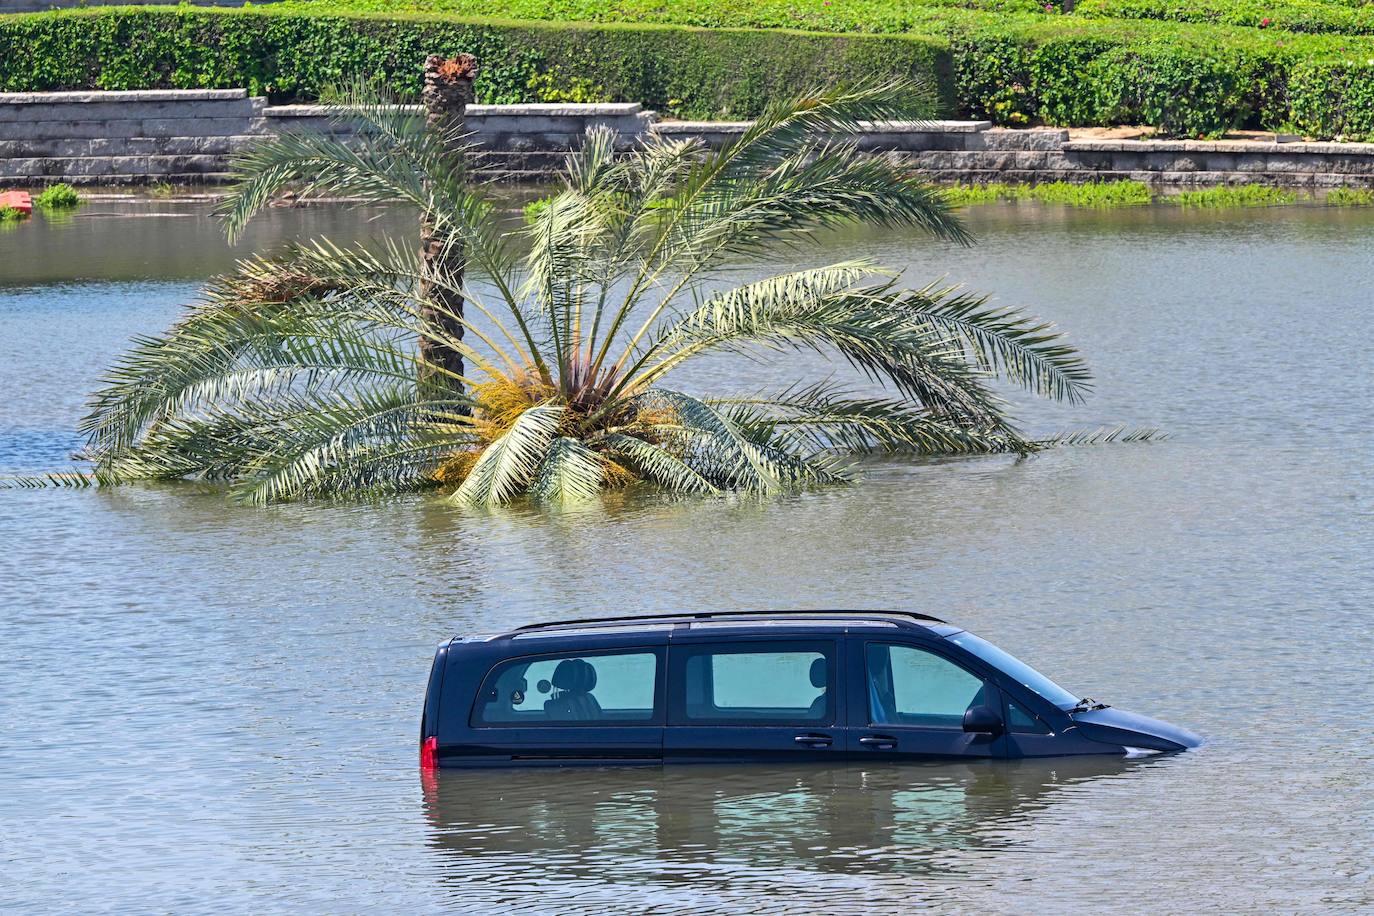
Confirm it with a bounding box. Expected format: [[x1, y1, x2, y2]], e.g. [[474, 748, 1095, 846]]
[[418, 54, 477, 392]]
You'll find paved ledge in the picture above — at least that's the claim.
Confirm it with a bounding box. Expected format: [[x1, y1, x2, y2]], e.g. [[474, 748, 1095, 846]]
[[264, 104, 424, 117], [0, 89, 249, 104], [655, 119, 991, 135], [1065, 139, 1374, 155], [466, 103, 643, 117]]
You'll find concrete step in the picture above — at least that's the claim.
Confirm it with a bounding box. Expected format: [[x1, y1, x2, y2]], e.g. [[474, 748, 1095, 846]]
[[0, 154, 232, 179], [0, 118, 268, 141], [6, 172, 238, 186], [0, 135, 263, 158]]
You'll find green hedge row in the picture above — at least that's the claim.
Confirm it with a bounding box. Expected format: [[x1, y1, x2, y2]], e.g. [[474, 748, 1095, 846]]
[[273, 0, 1055, 35], [0, 9, 953, 119], [2, 8, 1374, 139], [1075, 0, 1374, 37], [937, 13, 1374, 138]]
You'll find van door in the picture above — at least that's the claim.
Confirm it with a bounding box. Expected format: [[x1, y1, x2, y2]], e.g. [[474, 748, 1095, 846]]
[[664, 639, 846, 763], [844, 638, 1007, 761], [453, 647, 665, 767]]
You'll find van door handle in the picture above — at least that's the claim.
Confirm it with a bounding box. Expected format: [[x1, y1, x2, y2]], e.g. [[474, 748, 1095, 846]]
[[794, 734, 833, 747], [859, 735, 897, 749]]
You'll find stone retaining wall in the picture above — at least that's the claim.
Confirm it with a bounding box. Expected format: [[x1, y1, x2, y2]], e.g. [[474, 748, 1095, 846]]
[[3, 89, 1374, 188], [0, 89, 264, 184]]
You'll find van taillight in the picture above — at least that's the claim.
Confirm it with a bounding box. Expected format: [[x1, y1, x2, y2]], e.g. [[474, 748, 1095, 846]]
[[420, 735, 439, 770]]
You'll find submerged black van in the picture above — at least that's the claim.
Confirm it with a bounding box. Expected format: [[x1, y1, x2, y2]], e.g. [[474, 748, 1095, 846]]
[[420, 611, 1201, 769]]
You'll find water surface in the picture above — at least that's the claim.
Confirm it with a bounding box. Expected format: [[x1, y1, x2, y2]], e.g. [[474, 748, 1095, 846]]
[[2, 201, 1371, 912]]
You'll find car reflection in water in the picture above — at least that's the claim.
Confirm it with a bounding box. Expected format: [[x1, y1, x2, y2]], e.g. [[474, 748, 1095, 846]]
[[420, 757, 1166, 906]]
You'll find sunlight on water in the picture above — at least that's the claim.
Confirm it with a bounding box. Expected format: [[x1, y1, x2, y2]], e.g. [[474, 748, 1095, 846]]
[[1, 201, 1372, 912]]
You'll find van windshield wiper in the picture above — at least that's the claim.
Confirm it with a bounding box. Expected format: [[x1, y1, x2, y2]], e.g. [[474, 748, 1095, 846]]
[[1070, 697, 1110, 713]]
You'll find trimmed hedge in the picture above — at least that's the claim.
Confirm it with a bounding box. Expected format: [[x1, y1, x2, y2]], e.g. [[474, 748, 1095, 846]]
[[936, 14, 1295, 136], [2, 7, 1374, 138], [0, 9, 952, 119], [274, 0, 1057, 34], [1075, 0, 1374, 37]]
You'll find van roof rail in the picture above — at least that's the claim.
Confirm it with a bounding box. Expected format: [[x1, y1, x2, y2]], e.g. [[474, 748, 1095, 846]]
[[508, 609, 946, 635]]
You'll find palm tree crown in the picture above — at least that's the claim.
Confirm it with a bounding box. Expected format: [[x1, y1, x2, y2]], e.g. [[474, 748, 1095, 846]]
[[79, 81, 1103, 507]]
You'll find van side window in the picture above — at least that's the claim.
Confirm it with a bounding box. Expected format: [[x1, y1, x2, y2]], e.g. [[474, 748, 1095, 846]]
[[866, 643, 989, 728], [675, 642, 834, 724], [472, 650, 660, 726], [1007, 699, 1052, 735]]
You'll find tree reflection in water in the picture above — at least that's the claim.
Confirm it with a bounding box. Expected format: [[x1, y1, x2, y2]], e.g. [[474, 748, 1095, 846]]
[[420, 757, 1160, 910]]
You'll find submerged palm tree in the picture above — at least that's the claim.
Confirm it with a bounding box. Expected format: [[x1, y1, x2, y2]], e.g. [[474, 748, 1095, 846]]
[[78, 82, 1104, 508]]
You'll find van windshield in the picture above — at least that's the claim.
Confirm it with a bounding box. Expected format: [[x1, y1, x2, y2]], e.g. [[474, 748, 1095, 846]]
[[948, 633, 1079, 710]]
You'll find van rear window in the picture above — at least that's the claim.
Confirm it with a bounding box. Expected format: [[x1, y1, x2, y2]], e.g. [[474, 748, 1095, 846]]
[[472, 650, 660, 726]]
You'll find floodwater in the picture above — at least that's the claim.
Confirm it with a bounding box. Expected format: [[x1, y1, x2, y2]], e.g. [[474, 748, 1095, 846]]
[[1, 199, 1372, 912]]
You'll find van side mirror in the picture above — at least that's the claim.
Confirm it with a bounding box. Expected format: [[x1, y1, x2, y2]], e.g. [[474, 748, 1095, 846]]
[[963, 705, 1004, 737]]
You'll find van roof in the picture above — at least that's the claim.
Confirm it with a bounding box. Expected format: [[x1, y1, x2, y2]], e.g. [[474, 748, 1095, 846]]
[[483, 609, 953, 640]]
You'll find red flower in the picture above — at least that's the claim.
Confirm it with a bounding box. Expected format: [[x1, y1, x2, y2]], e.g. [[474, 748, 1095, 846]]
[[1260, 17, 1272, 27]]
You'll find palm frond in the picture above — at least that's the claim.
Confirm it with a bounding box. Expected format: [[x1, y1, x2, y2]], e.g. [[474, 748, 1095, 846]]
[[627, 276, 1008, 429], [81, 309, 434, 458], [1036, 426, 1167, 446], [596, 433, 721, 495], [451, 402, 564, 507], [712, 382, 1033, 456], [627, 260, 885, 387], [232, 387, 473, 505], [890, 284, 1093, 403], [0, 472, 97, 490], [645, 389, 845, 493], [530, 436, 606, 504]]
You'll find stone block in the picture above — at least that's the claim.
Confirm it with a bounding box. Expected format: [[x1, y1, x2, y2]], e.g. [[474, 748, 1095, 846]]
[[144, 154, 228, 175], [1233, 155, 1271, 173], [1011, 151, 1061, 170], [981, 128, 1069, 151], [1264, 155, 1313, 174], [1112, 152, 1149, 171], [139, 116, 258, 137], [1063, 148, 1113, 170], [1325, 155, 1374, 176], [909, 151, 959, 171], [1202, 153, 1239, 172], [0, 117, 257, 140]]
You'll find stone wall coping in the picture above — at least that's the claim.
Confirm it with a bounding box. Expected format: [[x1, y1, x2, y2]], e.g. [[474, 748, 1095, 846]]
[[264, 104, 424, 117], [0, 89, 249, 104], [988, 127, 1070, 140], [655, 119, 992, 134], [465, 103, 643, 117], [1065, 139, 1374, 156], [265, 103, 644, 118]]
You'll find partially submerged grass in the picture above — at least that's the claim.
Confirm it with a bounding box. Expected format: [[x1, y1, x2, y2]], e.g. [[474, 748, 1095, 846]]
[[943, 180, 1374, 209], [33, 182, 81, 210], [522, 196, 551, 224], [0, 205, 26, 222], [945, 180, 1153, 208], [1030, 180, 1153, 207], [943, 183, 1020, 206], [1164, 185, 1300, 208], [1324, 188, 1374, 206]]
